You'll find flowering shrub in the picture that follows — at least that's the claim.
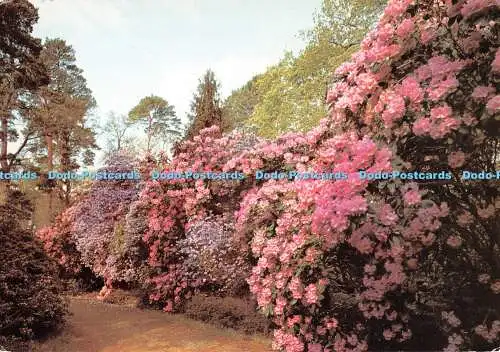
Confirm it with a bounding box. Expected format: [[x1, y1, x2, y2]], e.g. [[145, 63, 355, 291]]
[[119, 198, 151, 282], [138, 128, 263, 311], [70, 151, 144, 289], [178, 215, 250, 295], [36, 204, 104, 292], [37, 205, 82, 278], [238, 0, 500, 350], [234, 130, 454, 351]]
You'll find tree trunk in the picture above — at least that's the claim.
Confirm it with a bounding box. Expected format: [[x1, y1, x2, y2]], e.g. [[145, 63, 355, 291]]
[[0, 82, 15, 173], [60, 132, 72, 206], [45, 133, 54, 170], [147, 112, 153, 153], [0, 115, 8, 172], [44, 132, 54, 214], [64, 179, 71, 206], [0, 84, 16, 205]]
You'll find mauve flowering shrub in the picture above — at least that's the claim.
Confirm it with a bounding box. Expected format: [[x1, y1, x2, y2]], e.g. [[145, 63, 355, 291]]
[[71, 151, 142, 288], [178, 215, 250, 295], [36, 202, 106, 292], [118, 198, 151, 282]]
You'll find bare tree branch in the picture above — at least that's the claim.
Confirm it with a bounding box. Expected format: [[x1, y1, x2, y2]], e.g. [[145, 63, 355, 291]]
[[8, 131, 36, 167]]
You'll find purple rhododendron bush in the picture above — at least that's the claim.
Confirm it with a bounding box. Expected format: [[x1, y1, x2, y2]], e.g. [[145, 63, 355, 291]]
[[178, 215, 251, 295], [71, 152, 141, 285], [37, 0, 500, 351], [38, 151, 151, 295]]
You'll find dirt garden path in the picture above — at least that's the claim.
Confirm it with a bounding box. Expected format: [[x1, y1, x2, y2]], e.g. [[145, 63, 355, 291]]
[[32, 297, 272, 352]]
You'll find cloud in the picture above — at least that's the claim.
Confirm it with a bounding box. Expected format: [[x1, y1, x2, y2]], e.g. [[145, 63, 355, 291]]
[[25, 0, 321, 166], [211, 55, 278, 96], [32, 0, 129, 35], [155, 54, 277, 123]]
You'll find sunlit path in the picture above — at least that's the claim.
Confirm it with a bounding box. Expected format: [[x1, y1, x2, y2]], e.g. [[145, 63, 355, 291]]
[[34, 297, 272, 352]]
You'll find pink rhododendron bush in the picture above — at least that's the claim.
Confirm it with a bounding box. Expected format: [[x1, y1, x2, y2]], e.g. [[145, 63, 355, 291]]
[[37, 205, 83, 279], [234, 0, 499, 350], [231, 130, 453, 351], [137, 128, 263, 311], [270, 0, 499, 350]]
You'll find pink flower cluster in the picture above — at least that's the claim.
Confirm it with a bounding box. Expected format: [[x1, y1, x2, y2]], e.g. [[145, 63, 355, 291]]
[[460, 0, 498, 18], [474, 321, 500, 343], [447, 151, 466, 168], [413, 104, 460, 139], [492, 48, 500, 73], [273, 330, 305, 352], [36, 205, 83, 276], [442, 311, 462, 328]]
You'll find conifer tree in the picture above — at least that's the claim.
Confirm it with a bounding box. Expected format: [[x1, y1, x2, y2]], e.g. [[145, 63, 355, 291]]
[[25, 38, 98, 206], [185, 69, 223, 140], [0, 0, 47, 173]]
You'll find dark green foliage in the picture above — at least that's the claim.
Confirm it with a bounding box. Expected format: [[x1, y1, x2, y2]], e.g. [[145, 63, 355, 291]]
[[184, 69, 223, 140], [0, 189, 67, 341], [184, 294, 272, 335], [0, 0, 48, 91]]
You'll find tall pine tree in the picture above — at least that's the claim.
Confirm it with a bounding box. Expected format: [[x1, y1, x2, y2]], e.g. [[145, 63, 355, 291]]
[[184, 69, 223, 140], [0, 0, 47, 173], [25, 38, 98, 206]]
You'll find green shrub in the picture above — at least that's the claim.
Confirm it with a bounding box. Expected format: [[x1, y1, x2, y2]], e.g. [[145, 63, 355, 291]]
[[184, 294, 272, 335], [0, 189, 68, 341]]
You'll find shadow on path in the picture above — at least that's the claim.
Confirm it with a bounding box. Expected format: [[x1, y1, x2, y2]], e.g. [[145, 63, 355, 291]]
[[34, 297, 272, 352]]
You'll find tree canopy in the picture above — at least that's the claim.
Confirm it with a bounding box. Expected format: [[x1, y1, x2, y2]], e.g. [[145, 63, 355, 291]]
[[224, 0, 387, 138], [184, 69, 223, 140], [128, 95, 181, 153], [0, 0, 47, 173], [101, 111, 135, 159]]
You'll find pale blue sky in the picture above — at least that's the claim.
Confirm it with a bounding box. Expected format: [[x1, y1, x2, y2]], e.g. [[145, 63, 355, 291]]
[[27, 0, 323, 166], [31, 0, 322, 122]]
